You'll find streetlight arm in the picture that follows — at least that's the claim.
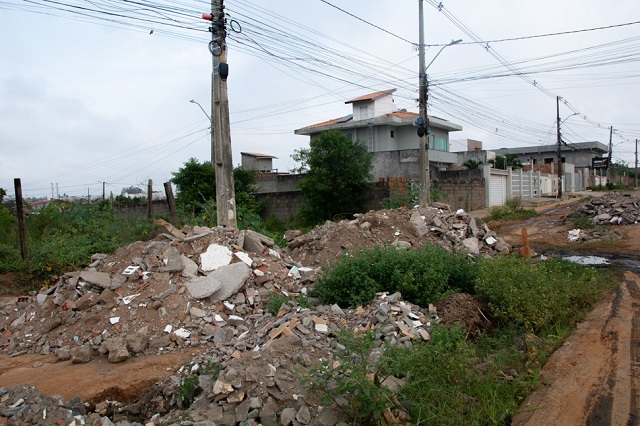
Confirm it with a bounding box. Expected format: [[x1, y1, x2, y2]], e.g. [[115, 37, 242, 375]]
[[425, 39, 463, 71], [190, 99, 211, 121]]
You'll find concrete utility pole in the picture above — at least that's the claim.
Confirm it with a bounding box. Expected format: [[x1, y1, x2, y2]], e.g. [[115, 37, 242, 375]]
[[607, 125, 613, 184], [556, 96, 562, 198], [204, 0, 236, 228], [418, 0, 429, 205]]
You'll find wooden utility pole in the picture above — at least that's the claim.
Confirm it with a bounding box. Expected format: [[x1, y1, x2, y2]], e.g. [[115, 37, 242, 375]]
[[556, 96, 562, 198], [205, 0, 237, 228], [14, 178, 28, 261], [607, 126, 613, 184]]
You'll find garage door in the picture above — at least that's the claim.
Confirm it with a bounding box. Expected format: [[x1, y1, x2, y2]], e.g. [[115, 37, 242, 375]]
[[489, 174, 507, 206]]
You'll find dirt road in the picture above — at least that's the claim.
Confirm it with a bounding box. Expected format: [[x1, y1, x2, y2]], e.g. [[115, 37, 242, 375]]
[[488, 194, 640, 425]]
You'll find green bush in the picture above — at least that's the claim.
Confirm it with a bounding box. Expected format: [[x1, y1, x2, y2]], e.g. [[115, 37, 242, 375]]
[[475, 256, 616, 333], [315, 245, 477, 308]]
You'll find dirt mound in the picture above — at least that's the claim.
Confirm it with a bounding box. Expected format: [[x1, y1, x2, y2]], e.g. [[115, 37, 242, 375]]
[[436, 293, 493, 338]]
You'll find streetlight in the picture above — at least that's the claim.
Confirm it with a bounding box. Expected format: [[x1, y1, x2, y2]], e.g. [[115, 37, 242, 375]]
[[417, 25, 462, 205], [556, 95, 580, 198]]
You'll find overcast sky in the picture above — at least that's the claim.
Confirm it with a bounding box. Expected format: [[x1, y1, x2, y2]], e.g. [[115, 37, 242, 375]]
[[1, 0, 639, 199]]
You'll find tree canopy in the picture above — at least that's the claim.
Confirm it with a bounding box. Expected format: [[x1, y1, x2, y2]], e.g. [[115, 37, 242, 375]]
[[292, 130, 372, 224], [170, 158, 263, 223], [490, 154, 522, 170]]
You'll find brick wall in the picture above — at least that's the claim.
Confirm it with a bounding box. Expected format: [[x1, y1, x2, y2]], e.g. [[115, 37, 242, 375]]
[[435, 168, 486, 211]]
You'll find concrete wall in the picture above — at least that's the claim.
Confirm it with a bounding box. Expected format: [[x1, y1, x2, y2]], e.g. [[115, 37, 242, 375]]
[[113, 200, 171, 219]]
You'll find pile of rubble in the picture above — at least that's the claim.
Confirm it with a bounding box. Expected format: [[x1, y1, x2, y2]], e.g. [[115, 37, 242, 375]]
[[575, 193, 640, 225], [0, 205, 502, 425], [285, 203, 510, 266]]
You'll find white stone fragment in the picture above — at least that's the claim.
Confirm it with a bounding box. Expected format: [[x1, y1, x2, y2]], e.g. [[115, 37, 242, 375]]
[[223, 301, 235, 311], [485, 236, 497, 245], [200, 244, 233, 272], [174, 328, 191, 339], [315, 323, 329, 333], [109, 317, 120, 325], [234, 251, 253, 266], [164, 325, 173, 333]]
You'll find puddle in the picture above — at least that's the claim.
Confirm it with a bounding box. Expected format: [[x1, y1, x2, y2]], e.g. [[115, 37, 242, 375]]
[[544, 250, 640, 271], [563, 255, 611, 266]]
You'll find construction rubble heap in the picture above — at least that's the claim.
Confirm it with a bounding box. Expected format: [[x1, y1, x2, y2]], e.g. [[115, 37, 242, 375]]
[[575, 192, 640, 225], [0, 205, 507, 426]]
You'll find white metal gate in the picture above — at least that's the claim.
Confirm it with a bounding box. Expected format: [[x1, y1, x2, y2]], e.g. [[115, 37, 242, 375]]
[[489, 174, 507, 206]]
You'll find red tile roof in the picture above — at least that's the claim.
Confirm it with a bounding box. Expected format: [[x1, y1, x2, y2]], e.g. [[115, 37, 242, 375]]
[[385, 111, 419, 119], [345, 89, 396, 104]]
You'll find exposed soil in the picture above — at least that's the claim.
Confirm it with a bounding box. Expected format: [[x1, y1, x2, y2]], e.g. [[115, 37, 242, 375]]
[[0, 348, 203, 404]]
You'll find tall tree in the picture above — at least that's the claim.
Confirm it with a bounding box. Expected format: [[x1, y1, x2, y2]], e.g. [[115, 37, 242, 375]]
[[292, 130, 373, 224]]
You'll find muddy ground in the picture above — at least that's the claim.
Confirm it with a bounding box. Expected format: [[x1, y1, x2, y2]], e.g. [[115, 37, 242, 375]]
[[2, 192, 640, 424]]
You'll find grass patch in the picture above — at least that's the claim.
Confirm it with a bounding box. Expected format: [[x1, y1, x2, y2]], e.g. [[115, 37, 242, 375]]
[[485, 197, 537, 222]]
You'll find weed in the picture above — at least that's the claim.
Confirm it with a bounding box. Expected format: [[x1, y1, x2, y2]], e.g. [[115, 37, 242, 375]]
[[475, 255, 616, 333], [177, 374, 201, 408]]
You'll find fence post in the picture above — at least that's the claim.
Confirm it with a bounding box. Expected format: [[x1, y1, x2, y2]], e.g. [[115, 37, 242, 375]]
[[164, 182, 179, 227], [13, 178, 28, 261], [147, 179, 153, 219]]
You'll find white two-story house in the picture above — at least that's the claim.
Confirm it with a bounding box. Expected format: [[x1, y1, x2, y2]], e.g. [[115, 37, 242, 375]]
[[294, 89, 462, 181]]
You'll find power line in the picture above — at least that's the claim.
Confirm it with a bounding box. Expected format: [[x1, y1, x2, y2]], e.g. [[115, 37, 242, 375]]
[[318, 0, 415, 46]]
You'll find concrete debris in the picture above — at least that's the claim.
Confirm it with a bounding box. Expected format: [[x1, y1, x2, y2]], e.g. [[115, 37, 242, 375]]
[[0, 206, 505, 426], [284, 204, 510, 266], [575, 193, 640, 226]]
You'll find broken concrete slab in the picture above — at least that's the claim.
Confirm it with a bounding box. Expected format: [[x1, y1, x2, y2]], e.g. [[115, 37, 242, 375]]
[[79, 271, 112, 289], [186, 275, 223, 300], [209, 262, 252, 302]]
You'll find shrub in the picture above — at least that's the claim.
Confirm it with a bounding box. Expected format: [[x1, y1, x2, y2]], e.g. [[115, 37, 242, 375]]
[[315, 245, 477, 308]]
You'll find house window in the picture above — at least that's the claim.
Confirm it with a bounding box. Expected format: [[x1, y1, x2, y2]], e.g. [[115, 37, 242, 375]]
[[438, 137, 447, 151], [390, 130, 395, 138], [429, 135, 435, 150], [544, 158, 554, 164]]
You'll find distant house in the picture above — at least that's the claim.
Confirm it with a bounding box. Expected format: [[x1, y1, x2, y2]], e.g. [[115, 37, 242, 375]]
[[294, 89, 463, 181], [494, 141, 609, 190], [241, 152, 278, 173]]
